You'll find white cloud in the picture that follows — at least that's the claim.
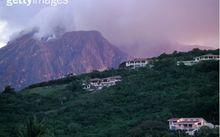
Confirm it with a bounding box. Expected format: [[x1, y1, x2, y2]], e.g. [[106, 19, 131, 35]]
[[0, 0, 218, 49], [0, 20, 8, 48], [0, 20, 22, 48], [0, 42, 6, 48]]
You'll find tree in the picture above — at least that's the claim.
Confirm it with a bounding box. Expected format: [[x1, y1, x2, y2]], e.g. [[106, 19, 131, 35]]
[[195, 126, 219, 137], [2, 85, 15, 94], [14, 116, 48, 137]]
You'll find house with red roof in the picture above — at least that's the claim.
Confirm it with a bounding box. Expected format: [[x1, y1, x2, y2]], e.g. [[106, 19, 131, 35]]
[[168, 118, 214, 135]]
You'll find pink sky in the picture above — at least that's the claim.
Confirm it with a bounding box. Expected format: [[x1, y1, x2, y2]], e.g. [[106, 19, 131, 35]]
[[0, 0, 219, 56]]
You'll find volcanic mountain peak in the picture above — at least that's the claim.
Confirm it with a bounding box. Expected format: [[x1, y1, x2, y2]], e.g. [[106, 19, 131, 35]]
[[0, 30, 128, 91]]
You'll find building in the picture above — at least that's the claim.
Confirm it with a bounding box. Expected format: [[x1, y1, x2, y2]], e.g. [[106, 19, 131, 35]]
[[177, 61, 197, 66], [168, 118, 214, 136], [83, 76, 122, 91], [194, 54, 220, 62], [120, 58, 150, 69], [177, 54, 220, 66]]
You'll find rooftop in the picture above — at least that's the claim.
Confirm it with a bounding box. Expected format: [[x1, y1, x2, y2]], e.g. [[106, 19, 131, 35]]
[[168, 118, 205, 122], [168, 118, 180, 121]]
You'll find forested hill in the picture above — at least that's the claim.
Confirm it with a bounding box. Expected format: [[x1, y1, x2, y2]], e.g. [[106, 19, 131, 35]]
[[0, 49, 219, 137]]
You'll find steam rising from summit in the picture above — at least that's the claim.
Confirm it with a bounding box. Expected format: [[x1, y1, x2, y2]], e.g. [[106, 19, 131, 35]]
[[27, 6, 75, 38], [0, 0, 218, 56]]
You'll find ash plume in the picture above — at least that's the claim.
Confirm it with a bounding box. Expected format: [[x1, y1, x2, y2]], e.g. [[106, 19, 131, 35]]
[[0, 0, 218, 53]]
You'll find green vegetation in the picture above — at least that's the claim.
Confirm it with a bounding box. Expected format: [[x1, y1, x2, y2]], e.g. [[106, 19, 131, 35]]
[[0, 49, 219, 137], [11, 116, 49, 137], [195, 126, 219, 137]]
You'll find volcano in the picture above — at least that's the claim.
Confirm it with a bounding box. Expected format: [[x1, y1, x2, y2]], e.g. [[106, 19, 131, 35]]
[[0, 30, 128, 90]]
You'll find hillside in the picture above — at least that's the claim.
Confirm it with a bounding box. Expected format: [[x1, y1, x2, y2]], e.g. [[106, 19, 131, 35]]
[[0, 30, 128, 90], [0, 49, 219, 137]]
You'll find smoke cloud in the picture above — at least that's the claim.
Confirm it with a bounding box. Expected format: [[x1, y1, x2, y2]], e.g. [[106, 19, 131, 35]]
[[0, 0, 218, 56]]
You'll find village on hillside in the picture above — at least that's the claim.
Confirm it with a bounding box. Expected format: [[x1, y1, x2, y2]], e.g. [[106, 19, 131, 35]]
[[83, 53, 220, 92], [81, 53, 219, 135], [0, 50, 219, 137]]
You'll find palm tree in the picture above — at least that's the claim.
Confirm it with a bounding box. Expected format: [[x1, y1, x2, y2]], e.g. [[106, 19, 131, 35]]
[[26, 116, 47, 137], [14, 116, 48, 137]]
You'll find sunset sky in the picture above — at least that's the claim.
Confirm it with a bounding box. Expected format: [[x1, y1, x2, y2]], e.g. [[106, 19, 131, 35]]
[[0, 0, 219, 56]]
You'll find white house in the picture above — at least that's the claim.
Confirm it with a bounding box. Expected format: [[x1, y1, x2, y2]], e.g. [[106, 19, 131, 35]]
[[194, 54, 220, 62], [101, 76, 122, 87], [177, 61, 197, 66], [123, 58, 150, 69], [83, 76, 122, 91], [177, 54, 220, 66], [168, 118, 214, 136]]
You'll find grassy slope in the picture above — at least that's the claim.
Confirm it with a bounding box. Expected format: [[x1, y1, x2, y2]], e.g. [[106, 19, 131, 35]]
[[0, 49, 219, 137]]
